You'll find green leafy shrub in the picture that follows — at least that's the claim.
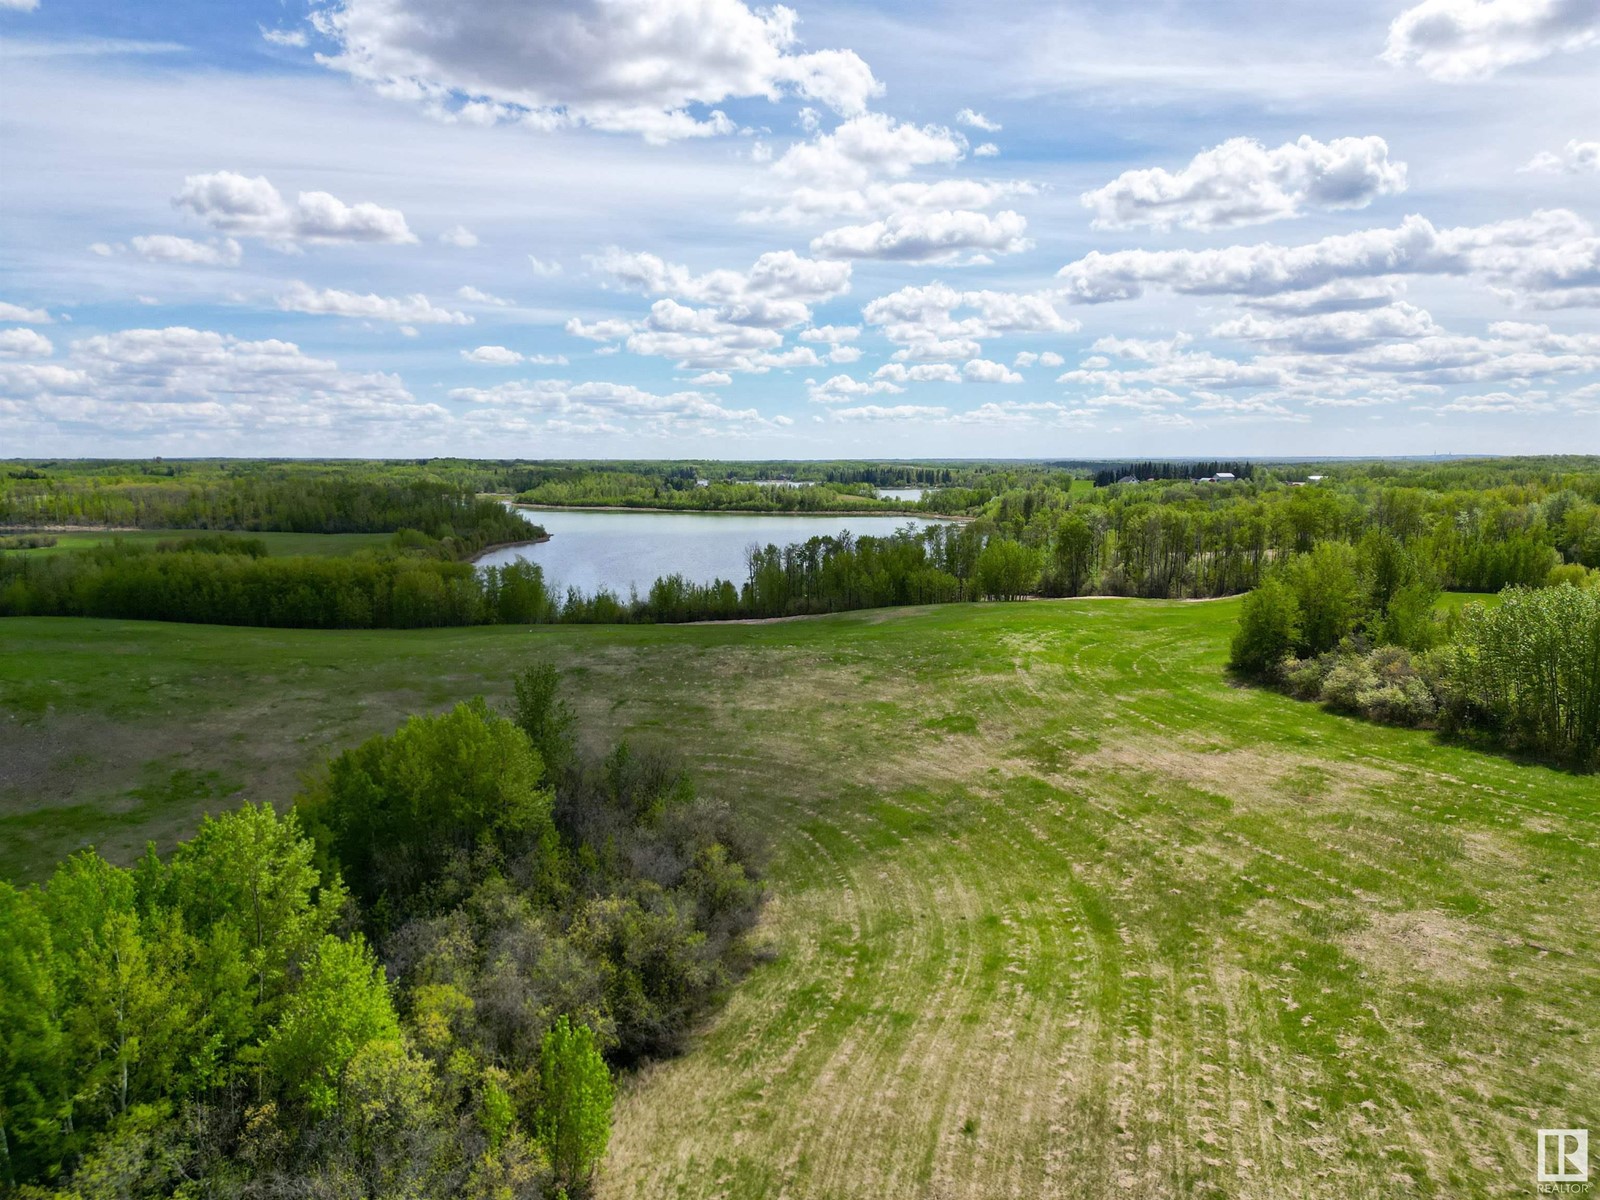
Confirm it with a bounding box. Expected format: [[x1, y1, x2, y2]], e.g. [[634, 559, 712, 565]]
[[537, 1016, 613, 1193], [1229, 579, 1301, 679]]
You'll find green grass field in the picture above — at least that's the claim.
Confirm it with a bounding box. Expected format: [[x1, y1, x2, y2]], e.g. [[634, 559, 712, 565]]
[[0, 530, 395, 557], [1, 600, 1594, 1197]]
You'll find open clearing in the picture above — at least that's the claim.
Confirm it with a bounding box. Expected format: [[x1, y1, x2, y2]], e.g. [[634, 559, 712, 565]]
[[1, 600, 1595, 1197]]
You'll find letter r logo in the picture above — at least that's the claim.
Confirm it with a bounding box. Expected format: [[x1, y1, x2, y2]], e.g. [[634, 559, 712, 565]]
[[1538, 1129, 1589, 1183]]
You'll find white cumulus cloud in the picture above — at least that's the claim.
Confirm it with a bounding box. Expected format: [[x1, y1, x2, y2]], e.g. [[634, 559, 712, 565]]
[[811, 210, 1031, 262], [956, 108, 1000, 132], [1522, 139, 1600, 173], [0, 302, 53, 323], [1081, 136, 1407, 231], [962, 358, 1024, 383], [807, 373, 904, 403], [462, 345, 524, 365], [799, 324, 860, 343], [831, 403, 950, 421], [874, 362, 962, 383], [311, 0, 881, 141], [1384, 0, 1600, 80], [457, 285, 511, 306], [129, 235, 243, 267], [864, 283, 1079, 360], [451, 377, 780, 433], [0, 327, 438, 443], [175, 171, 416, 245], [0, 329, 54, 358], [580, 248, 853, 371], [277, 282, 472, 325], [1057, 209, 1600, 309], [771, 114, 966, 189]]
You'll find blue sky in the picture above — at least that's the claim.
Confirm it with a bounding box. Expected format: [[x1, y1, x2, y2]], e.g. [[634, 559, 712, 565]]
[[1, 0, 1597, 458]]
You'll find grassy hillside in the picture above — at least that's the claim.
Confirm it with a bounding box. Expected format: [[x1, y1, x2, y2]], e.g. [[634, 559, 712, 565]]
[[1, 601, 1594, 1197]]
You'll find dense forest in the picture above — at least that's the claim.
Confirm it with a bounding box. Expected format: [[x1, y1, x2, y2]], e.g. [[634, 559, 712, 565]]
[[0, 666, 763, 1198]]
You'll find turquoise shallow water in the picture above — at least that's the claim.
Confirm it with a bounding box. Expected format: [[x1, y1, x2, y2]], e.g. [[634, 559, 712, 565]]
[[477, 507, 949, 597]]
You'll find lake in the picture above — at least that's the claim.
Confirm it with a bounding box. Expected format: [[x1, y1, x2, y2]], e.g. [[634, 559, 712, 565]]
[[478, 507, 950, 597], [877, 487, 926, 501]]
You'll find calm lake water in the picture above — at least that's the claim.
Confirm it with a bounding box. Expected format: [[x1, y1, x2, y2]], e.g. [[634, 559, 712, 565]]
[[478, 507, 949, 597], [877, 487, 926, 501]]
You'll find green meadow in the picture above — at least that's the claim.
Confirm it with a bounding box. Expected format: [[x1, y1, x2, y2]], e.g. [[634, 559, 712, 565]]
[[1, 598, 1594, 1197], [1, 530, 396, 558]]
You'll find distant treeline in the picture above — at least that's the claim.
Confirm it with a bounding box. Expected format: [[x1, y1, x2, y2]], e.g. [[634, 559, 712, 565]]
[[507, 460, 961, 494], [0, 666, 764, 1196], [1091, 461, 1256, 487], [515, 474, 903, 513]]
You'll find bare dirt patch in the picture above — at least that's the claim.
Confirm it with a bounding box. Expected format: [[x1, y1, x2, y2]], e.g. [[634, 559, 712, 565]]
[[1342, 908, 1497, 988]]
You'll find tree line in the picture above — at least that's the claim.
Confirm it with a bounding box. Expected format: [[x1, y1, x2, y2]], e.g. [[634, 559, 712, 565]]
[[0, 665, 763, 1198], [513, 475, 906, 513], [0, 537, 552, 629]]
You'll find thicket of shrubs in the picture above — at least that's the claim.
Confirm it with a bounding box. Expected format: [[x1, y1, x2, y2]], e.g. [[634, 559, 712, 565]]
[[1230, 539, 1600, 767], [0, 666, 763, 1198]]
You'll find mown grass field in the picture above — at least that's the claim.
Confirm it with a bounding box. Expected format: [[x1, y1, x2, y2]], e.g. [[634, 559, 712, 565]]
[[0, 530, 394, 557], [1, 600, 1594, 1198]]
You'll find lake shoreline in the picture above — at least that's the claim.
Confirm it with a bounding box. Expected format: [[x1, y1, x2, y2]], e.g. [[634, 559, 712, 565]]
[[0, 524, 143, 533], [467, 533, 552, 564]]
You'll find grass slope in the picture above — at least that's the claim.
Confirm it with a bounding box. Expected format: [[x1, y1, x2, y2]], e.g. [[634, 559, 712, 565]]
[[1, 602, 1595, 1198]]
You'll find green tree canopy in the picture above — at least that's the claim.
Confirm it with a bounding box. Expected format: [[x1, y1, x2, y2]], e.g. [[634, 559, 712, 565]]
[[297, 700, 559, 925]]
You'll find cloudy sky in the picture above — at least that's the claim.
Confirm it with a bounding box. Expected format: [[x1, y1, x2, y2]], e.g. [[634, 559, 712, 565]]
[[2, 0, 1597, 458]]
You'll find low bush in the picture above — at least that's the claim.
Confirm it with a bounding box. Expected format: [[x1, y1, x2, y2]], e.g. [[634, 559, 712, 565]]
[[0, 533, 57, 550]]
